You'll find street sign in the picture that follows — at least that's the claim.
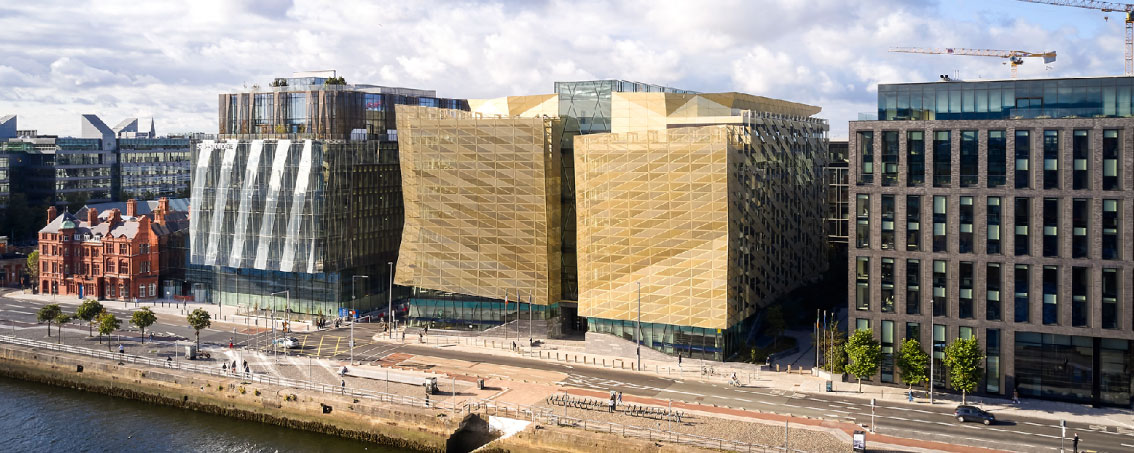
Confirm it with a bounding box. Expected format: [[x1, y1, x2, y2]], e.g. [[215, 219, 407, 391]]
[[338, 308, 348, 318]]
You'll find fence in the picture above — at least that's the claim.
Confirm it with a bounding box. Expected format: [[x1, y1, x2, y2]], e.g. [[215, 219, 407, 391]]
[[0, 334, 801, 453]]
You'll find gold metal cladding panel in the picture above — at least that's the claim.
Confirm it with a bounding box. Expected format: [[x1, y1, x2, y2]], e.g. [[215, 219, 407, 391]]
[[394, 105, 561, 306], [576, 126, 732, 330]]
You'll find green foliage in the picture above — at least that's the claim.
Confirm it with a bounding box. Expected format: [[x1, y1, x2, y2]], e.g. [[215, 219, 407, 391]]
[[186, 308, 212, 349], [764, 305, 786, 347], [37, 304, 62, 337], [844, 328, 881, 392], [943, 337, 984, 404], [897, 338, 929, 389], [97, 312, 121, 349], [25, 250, 39, 281], [76, 299, 104, 337], [324, 76, 347, 85], [269, 78, 288, 87], [131, 307, 157, 343]]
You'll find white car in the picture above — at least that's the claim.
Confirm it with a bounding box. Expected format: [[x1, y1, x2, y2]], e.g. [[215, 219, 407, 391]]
[[272, 337, 300, 348]]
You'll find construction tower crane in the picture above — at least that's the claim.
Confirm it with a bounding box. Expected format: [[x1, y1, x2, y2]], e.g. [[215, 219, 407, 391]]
[[888, 47, 1058, 78], [1018, 0, 1134, 74]]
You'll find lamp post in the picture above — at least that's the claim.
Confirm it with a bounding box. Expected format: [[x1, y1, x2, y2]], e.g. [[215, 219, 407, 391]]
[[387, 262, 394, 339], [351, 275, 369, 365], [636, 282, 642, 371], [929, 299, 935, 404], [271, 290, 289, 335]]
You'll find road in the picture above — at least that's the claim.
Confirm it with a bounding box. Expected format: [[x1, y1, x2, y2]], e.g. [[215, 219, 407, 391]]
[[2, 292, 1131, 452]]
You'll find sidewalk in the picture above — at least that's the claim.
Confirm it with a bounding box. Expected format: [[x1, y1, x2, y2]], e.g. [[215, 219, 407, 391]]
[[5, 290, 317, 333], [372, 330, 1134, 430]]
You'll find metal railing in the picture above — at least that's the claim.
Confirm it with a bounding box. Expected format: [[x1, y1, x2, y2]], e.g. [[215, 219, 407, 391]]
[[0, 334, 800, 452]]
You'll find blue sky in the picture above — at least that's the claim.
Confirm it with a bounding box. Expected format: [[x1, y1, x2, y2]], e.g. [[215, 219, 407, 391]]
[[0, 0, 1126, 138]]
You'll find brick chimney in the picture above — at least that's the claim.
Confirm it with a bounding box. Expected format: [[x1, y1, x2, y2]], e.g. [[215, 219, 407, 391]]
[[154, 197, 169, 226], [47, 206, 57, 223], [86, 208, 98, 227], [109, 208, 122, 227], [126, 199, 138, 218]]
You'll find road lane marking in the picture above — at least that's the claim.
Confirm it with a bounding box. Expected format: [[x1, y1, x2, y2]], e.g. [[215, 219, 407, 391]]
[[317, 335, 325, 358]]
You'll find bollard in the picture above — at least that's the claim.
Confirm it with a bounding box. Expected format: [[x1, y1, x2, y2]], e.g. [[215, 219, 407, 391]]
[[776, 364, 780, 372]]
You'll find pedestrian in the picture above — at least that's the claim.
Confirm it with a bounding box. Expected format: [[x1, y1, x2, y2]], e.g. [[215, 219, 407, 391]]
[[609, 397, 615, 413], [118, 344, 124, 354], [232, 360, 237, 371], [1012, 389, 1020, 404], [223, 363, 227, 372], [244, 364, 250, 374], [678, 355, 682, 366], [512, 341, 516, 351], [907, 390, 914, 402], [243, 360, 247, 369], [617, 391, 623, 405], [166, 356, 172, 367], [341, 379, 345, 395], [1073, 433, 1079, 452]]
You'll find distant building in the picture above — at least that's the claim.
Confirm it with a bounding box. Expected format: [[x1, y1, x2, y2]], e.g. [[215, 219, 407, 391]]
[[0, 236, 26, 288], [37, 198, 186, 300], [826, 141, 849, 245], [187, 72, 467, 316]]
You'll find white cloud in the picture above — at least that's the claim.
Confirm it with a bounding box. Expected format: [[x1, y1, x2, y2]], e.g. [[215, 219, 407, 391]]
[[0, 0, 1124, 139]]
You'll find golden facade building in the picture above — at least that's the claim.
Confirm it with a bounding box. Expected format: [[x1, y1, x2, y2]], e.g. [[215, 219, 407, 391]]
[[394, 105, 563, 325], [575, 92, 829, 359]]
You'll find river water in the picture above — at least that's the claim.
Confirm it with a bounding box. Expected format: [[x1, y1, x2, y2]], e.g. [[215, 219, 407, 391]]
[[0, 376, 415, 453]]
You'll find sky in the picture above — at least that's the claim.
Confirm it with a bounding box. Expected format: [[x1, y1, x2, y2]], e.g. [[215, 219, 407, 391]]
[[0, 0, 1127, 139]]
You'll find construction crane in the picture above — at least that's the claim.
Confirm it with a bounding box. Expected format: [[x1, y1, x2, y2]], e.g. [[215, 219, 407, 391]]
[[1018, 0, 1134, 74], [888, 47, 1058, 78]]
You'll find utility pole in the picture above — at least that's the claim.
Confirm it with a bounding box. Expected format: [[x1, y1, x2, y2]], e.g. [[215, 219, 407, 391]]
[[387, 262, 394, 339], [528, 291, 532, 346], [636, 282, 642, 371], [351, 275, 369, 366], [930, 299, 935, 404]]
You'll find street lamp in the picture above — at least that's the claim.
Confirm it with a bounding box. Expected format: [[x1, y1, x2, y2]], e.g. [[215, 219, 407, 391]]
[[387, 262, 394, 339], [929, 299, 935, 404], [351, 275, 369, 365], [636, 282, 642, 371], [271, 290, 290, 334]]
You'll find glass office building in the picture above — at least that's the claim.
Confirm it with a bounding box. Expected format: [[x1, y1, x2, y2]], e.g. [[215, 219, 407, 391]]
[[852, 75, 1134, 407], [117, 137, 191, 200]]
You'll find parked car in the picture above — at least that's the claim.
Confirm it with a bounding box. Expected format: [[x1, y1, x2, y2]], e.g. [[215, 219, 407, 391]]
[[272, 337, 300, 349], [954, 405, 995, 425]]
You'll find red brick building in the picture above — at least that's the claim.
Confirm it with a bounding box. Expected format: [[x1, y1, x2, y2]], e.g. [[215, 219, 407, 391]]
[[0, 236, 26, 288], [37, 199, 173, 300]]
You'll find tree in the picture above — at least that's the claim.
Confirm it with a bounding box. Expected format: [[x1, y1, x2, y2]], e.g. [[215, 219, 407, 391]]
[[897, 338, 929, 391], [821, 321, 848, 374], [943, 337, 985, 405], [53, 312, 72, 343], [97, 312, 121, 350], [844, 328, 881, 393], [36, 304, 62, 337], [765, 305, 786, 348], [130, 308, 157, 344], [25, 250, 39, 286], [76, 299, 105, 337], [186, 308, 211, 350]]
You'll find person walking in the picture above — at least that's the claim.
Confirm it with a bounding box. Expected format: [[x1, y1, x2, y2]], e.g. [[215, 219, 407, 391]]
[[617, 391, 623, 406], [1012, 389, 1020, 404], [1072, 433, 1079, 452], [118, 344, 124, 354], [341, 379, 345, 395]]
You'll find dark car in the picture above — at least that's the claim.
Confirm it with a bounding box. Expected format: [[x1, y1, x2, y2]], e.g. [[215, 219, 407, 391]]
[[954, 405, 995, 425]]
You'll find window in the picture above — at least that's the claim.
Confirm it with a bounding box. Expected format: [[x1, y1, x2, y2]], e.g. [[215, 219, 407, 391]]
[[906, 196, 921, 251], [933, 260, 947, 317], [119, 244, 127, 254], [1103, 200, 1120, 260], [987, 263, 1002, 321], [959, 262, 974, 319], [906, 322, 921, 344], [933, 131, 951, 187], [856, 194, 870, 248], [907, 131, 925, 186], [119, 260, 128, 273], [986, 329, 1001, 394], [987, 197, 1002, 254], [1071, 267, 1088, 327], [959, 197, 973, 253], [139, 285, 145, 298], [858, 131, 874, 184], [1015, 198, 1030, 256], [1042, 266, 1059, 325], [140, 262, 150, 273], [856, 257, 870, 311], [881, 195, 895, 250], [1072, 199, 1088, 258], [960, 130, 978, 187], [121, 285, 128, 298], [107, 261, 115, 273], [881, 320, 895, 383], [1015, 265, 1030, 323], [149, 283, 157, 298], [1072, 130, 1088, 190], [1015, 130, 1030, 189], [906, 260, 921, 315], [1043, 198, 1059, 257], [988, 130, 1006, 187], [140, 244, 149, 254], [1102, 269, 1119, 329], [881, 258, 895, 313], [1043, 130, 1059, 189], [1103, 130, 1120, 190], [933, 196, 947, 252], [882, 131, 899, 186], [932, 324, 946, 387]]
